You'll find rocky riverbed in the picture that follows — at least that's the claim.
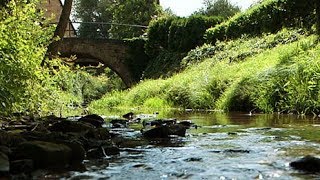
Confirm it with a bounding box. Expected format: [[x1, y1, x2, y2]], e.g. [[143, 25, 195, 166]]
[[0, 113, 195, 179], [1, 112, 320, 179]]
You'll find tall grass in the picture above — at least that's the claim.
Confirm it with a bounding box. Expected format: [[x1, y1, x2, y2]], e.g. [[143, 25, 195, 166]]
[[89, 29, 320, 115]]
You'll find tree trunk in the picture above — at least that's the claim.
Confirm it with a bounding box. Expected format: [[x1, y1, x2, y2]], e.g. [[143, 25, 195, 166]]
[[45, 0, 73, 60], [316, 0, 320, 35]]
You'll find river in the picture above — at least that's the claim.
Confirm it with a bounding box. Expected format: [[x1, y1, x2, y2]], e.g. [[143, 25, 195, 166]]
[[40, 112, 320, 179]]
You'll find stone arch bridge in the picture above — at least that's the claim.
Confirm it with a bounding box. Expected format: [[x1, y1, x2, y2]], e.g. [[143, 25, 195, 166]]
[[58, 38, 148, 88]]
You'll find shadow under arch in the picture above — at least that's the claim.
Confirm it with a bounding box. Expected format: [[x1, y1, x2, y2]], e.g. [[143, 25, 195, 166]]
[[58, 38, 136, 88]]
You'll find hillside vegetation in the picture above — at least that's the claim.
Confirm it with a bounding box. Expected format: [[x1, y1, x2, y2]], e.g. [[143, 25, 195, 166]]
[[90, 29, 320, 115], [90, 0, 320, 115]]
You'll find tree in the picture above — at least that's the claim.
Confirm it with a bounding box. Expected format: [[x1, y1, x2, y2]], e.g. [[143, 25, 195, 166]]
[[74, 0, 113, 38], [74, 0, 162, 39], [196, 0, 240, 19], [46, 0, 73, 59]]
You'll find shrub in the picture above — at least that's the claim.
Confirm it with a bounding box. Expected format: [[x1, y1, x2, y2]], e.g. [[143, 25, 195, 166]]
[[124, 38, 150, 81], [205, 0, 316, 43], [182, 28, 306, 67], [0, 0, 54, 115], [146, 15, 223, 56]]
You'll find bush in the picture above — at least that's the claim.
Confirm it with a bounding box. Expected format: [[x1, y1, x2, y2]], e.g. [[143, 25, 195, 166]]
[[146, 15, 223, 56], [124, 38, 150, 81], [182, 28, 306, 67], [205, 0, 316, 43], [0, 0, 54, 115]]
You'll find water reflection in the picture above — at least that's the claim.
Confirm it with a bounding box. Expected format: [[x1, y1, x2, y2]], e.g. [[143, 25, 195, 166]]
[[45, 111, 320, 179]]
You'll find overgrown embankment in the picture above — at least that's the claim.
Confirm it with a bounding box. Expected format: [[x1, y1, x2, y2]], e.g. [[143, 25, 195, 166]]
[[90, 29, 320, 115], [89, 0, 320, 115]]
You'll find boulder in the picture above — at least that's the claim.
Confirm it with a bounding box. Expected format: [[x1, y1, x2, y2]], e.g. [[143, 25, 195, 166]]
[[48, 120, 94, 133], [169, 124, 187, 137], [110, 119, 128, 128], [142, 126, 170, 138], [102, 145, 120, 156], [86, 147, 106, 159], [122, 112, 134, 120], [78, 114, 105, 128], [290, 155, 320, 172], [14, 141, 72, 169], [85, 128, 110, 140], [0, 130, 26, 147], [63, 141, 86, 164]]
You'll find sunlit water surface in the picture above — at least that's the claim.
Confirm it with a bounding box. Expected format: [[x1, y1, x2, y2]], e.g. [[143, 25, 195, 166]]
[[40, 112, 320, 179]]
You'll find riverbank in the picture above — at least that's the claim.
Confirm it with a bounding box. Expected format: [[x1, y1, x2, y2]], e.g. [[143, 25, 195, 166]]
[[90, 29, 320, 115]]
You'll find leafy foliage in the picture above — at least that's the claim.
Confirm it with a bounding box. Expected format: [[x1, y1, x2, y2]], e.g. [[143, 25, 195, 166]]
[[196, 0, 241, 19], [146, 15, 223, 56], [182, 29, 306, 67], [205, 0, 316, 43], [144, 15, 222, 78], [124, 38, 150, 81], [0, 0, 54, 115], [91, 29, 319, 114], [74, 0, 161, 39]]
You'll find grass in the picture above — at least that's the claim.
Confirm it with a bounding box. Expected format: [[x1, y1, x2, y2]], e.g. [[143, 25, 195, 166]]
[[89, 29, 320, 115]]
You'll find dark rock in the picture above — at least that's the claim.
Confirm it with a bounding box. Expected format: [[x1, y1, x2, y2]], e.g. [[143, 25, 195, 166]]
[[177, 120, 193, 128], [142, 126, 170, 138], [29, 123, 49, 133], [227, 132, 238, 135], [290, 155, 320, 172], [0, 151, 9, 172], [85, 128, 110, 140], [102, 145, 120, 156], [0, 130, 26, 147], [10, 159, 33, 174], [142, 120, 162, 127], [14, 141, 72, 169], [48, 120, 94, 133], [169, 124, 187, 137], [86, 147, 106, 159], [123, 112, 134, 120], [110, 119, 128, 128], [142, 119, 176, 128], [63, 141, 86, 164], [113, 137, 148, 148], [224, 149, 250, 153], [78, 114, 105, 128], [184, 157, 203, 162]]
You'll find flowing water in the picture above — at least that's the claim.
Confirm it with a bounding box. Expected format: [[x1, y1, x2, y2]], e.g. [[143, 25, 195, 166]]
[[43, 112, 320, 179]]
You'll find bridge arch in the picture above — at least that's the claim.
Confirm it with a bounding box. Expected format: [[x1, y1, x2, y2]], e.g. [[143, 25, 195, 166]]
[[58, 38, 136, 87]]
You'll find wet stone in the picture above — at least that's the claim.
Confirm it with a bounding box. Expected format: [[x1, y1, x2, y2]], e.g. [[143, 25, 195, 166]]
[[78, 114, 105, 128], [142, 126, 170, 139], [102, 145, 120, 156], [290, 155, 320, 173], [48, 120, 94, 133], [86, 147, 106, 159], [184, 157, 203, 162], [14, 141, 72, 169]]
